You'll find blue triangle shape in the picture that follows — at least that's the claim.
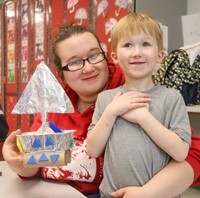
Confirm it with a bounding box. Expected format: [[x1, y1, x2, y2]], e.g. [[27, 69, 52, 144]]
[[38, 153, 49, 162], [27, 155, 37, 164], [50, 154, 59, 164], [45, 136, 54, 146], [32, 137, 42, 148]]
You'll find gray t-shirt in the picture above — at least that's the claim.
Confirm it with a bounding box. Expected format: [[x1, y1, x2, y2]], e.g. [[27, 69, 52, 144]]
[[88, 85, 191, 198]]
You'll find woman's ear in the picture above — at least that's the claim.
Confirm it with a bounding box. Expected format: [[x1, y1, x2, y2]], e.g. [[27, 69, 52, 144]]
[[111, 52, 118, 64]]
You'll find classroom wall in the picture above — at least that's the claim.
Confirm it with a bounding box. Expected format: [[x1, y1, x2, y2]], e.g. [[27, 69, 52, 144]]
[[187, 0, 200, 14]]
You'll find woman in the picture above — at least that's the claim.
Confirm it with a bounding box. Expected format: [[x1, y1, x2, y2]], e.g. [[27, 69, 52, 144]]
[[3, 24, 200, 198]]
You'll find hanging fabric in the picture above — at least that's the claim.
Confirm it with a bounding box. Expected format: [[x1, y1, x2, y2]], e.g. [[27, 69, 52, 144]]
[[153, 48, 200, 106]]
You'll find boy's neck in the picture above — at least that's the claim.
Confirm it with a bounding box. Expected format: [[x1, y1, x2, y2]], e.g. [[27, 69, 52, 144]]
[[124, 79, 155, 91]]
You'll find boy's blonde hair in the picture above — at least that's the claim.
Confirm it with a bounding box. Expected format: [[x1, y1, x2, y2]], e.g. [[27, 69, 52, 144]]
[[111, 13, 164, 52]]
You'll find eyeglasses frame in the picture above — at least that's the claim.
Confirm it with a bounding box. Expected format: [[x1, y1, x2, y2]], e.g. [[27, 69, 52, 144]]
[[59, 51, 106, 72]]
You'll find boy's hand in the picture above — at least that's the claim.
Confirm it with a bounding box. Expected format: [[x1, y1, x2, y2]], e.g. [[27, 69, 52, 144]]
[[109, 90, 150, 117], [111, 186, 151, 198], [122, 104, 149, 124]]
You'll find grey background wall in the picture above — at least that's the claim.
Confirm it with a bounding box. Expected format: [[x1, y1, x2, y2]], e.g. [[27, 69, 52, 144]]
[[187, 0, 200, 14], [135, 0, 188, 53]]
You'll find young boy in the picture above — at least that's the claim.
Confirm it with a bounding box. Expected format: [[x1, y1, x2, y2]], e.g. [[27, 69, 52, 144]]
[[86, 13, 191, 197]]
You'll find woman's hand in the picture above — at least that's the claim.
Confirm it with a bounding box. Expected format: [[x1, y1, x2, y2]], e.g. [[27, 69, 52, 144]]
[[2, 129, 23, 165], [3, 129, 39, 177]]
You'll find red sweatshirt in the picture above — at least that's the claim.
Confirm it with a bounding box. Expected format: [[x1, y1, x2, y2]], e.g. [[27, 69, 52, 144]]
[[30, 62, 200, 195], [186, 128, 200, 186]]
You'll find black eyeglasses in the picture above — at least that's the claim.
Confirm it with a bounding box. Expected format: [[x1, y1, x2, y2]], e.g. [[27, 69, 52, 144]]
[[59, 52, 106, 72]]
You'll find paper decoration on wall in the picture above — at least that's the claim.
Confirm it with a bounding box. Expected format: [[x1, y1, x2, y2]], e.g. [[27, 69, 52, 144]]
[[115, 0, 132, 16], [34, 0, 44, 60], [6, 1, 16, 83], [67, 0, 79, 13], [97, 0, 109, 17], [75, 8, 87, 25], [105, 18, 117, 35]]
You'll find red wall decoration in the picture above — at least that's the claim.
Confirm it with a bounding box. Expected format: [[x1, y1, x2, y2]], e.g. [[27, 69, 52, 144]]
[[5, 0, 17, 92], [5, 0, 19, 132]]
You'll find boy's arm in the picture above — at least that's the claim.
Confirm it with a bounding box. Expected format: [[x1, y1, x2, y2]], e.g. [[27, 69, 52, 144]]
[[111, 159, 194, 198], [123, 105, 189, 162], [86, 101, 118, 158], [138, 110, 189, 162]]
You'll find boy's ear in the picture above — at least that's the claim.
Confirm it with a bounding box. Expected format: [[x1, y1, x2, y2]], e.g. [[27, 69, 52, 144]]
[[157, 50, 165, 64], [111, 52, 118, 64]]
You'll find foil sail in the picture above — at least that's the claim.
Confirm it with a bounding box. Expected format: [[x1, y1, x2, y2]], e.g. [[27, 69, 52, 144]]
[[12, 61, 74, 121]]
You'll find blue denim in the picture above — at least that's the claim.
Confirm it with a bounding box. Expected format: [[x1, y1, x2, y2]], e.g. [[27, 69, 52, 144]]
[[86, 192, 100, 198]]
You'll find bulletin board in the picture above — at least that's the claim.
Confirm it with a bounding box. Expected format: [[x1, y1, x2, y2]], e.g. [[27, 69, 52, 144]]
[[32, 0, 48, 70]]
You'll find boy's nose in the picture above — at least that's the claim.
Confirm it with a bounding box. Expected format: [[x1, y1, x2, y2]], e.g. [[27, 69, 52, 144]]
[[132, 46, 141, 56]]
